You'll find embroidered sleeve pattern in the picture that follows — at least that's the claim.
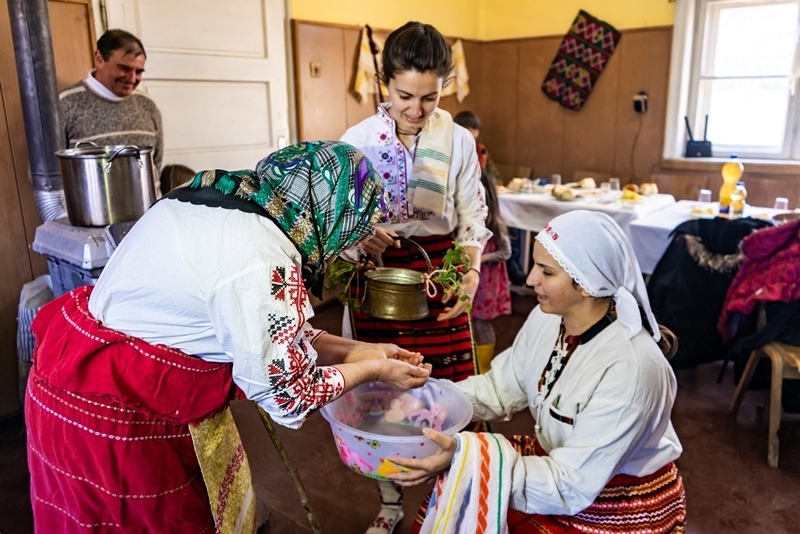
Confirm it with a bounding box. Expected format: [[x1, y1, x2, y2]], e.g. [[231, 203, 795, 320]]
[[212, 262, 345, 429]]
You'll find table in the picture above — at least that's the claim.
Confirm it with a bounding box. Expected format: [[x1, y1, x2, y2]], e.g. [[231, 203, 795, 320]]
[[628, 200, 787, 275], [498, 191, 676, 273], [498, 191, 676, 236]]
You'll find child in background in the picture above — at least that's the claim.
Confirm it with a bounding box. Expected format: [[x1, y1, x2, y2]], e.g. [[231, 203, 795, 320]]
[[454, 110, 529, 286], [453, 110, 504, 186], [472, 170, 512, 372]]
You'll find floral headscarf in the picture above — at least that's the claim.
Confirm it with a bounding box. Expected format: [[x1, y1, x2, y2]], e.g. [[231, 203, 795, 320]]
[[185, 141, 386, 296]]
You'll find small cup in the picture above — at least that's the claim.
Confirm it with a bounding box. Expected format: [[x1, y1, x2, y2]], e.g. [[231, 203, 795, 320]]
[[550, 174, 562, 187], [697, 189, 712, 203], [600, 182, 611, 194], [609, 178, 620, 191], [774, 197, 789, 210]]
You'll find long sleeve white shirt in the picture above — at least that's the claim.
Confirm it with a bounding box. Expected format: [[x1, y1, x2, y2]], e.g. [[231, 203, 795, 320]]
[[458, 306, 683, 515], [340, 105, 491, 248], [88, 199, 342, 429]]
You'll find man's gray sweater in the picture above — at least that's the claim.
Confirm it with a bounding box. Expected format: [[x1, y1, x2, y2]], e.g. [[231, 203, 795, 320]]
[[58, 80, 163, 172]]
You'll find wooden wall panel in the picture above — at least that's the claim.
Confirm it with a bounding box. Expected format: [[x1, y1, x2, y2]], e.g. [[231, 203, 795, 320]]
[[48, 0, 95, 90], [516, 37, 563, 178], [342, 26, 376, 129], [477, 41, 519, 165], [560, 38, 621, 183], [649, 172, 709, 202], [0, 0, 96, 416], [292, 22, 347, 141], [0, 84, 34, 416], [613, 29, 672, 181]]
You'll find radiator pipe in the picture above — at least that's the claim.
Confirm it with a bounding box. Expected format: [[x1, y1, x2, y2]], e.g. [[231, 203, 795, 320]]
[[7, 0, 67, 222]]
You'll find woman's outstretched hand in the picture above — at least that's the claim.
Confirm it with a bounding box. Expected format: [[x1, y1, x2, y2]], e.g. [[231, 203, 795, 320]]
[[344, 343, 423, 366], [379, 359, 432, 391], [387, 428, 457, 486], [438, 268, 480, 321]]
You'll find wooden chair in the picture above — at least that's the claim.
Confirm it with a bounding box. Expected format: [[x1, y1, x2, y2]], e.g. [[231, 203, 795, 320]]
[[731, 323, 800, 467], [649, 172, 709, 201]]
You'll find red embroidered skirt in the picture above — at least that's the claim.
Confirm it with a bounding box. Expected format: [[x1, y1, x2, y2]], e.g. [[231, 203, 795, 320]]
[[349, 234, 476, 382], [414, 435, 686, 534], [26, 286, 236, 533]]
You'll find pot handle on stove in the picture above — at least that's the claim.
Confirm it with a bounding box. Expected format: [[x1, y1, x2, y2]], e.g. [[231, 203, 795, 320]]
[[103, 145, 143, 173]]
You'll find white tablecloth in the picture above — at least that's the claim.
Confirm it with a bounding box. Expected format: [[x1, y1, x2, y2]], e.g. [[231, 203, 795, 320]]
[[498, 192, 676, 236], [628, 200, 786, 275]]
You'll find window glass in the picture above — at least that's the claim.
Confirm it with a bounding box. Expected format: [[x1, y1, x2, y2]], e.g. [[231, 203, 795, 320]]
[[708, 3, 798, 77]]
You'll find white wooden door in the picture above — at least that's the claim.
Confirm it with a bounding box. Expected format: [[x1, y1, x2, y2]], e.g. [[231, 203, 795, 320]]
[[96, 0, 291, 172]]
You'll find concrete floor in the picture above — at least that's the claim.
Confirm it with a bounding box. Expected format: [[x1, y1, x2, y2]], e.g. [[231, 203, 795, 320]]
[[2, 293, 800, 533]]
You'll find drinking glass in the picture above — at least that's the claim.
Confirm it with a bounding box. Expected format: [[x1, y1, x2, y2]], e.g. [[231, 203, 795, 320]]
[[774, 197, 789, 210], [550, 174, 562, 187], [697, 189, 712, 203], [609, 177, 620, 191], [600, 182, 611, 194]]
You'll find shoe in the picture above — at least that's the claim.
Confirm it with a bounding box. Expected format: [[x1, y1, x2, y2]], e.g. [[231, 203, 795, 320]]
[[365, 507, 404, 534]]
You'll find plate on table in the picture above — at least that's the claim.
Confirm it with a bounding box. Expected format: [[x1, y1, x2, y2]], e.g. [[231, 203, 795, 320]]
[[618, 199, 642, 210], [689, 206, 716, 219]]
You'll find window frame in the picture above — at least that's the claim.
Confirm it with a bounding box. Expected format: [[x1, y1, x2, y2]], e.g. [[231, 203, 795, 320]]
[[665, 0, 800, 161]]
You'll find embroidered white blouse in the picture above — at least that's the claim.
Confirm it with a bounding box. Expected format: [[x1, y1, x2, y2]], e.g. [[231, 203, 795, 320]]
[[340, 105, 491, 248], [88, 199, 344, 429], [458, 306, 683, 516]]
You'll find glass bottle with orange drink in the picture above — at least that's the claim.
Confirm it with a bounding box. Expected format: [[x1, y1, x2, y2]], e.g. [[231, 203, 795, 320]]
[[719, 155, 743, 216]]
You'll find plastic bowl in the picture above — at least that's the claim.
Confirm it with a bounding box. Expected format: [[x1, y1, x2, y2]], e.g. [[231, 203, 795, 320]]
[[320, 378, 473, 479]]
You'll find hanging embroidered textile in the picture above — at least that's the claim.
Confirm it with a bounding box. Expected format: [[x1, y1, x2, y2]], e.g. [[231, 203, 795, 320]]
[[541, 10, 621, 111], [353, 27, 470, 103]]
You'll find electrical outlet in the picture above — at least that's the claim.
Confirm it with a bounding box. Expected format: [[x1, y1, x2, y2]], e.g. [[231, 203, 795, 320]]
[[633, 91, 648, 113], [310, 62, 321, 78]]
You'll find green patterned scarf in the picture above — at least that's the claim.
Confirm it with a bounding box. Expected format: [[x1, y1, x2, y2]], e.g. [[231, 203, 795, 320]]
[[185, 141, 385, 295]]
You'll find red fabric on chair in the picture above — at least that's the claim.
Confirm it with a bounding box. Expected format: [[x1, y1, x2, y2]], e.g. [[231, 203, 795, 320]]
[[719, 219, 800, 342]]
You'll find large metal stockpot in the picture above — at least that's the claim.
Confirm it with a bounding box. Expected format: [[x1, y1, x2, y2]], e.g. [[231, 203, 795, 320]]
[[55, 144, 157, 227]]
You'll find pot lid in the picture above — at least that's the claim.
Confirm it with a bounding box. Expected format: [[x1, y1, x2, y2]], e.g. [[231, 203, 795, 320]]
[[55, 144, 154, 159]]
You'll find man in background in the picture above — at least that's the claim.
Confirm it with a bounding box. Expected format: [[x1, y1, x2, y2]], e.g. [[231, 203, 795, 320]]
[[59, 29, 163, 190]]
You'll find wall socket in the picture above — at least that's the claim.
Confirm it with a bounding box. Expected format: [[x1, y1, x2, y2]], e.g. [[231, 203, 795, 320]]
[[310, 62, 321, 78], [633, 91, 648, 113]]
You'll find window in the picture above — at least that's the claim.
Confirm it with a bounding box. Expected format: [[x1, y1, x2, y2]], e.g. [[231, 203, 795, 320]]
[[667, 0, 800, 160]]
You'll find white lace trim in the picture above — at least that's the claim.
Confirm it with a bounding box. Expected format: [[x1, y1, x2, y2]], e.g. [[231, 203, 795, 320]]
[[534, 234, 602, 297]]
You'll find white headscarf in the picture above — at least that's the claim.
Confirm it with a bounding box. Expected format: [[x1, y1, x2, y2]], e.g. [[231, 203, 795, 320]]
[[534, 210, 660, 341]]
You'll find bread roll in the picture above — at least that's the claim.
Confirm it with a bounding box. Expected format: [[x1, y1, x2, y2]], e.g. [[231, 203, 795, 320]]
[[640, 183, 658, 195], [623, 183, 640, 193]]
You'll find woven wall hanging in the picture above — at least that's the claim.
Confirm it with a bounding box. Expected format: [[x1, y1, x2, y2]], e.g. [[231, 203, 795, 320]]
[[541, 10, 621, 111]]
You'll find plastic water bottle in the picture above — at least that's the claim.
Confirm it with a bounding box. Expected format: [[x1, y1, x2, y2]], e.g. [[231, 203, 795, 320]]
[[730, 182, 747, 219], [719, 155, 743, 216]]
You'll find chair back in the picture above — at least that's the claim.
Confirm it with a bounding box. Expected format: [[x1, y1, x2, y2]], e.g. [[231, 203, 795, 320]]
[[648, 217, 773, 369]]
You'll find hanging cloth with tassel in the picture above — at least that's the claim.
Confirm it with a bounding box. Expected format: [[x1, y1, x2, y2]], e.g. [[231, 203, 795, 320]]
[[353, 27, 470, 104]]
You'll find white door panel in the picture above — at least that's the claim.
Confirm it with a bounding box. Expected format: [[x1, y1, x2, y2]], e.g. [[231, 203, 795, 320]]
[[97, 0, 289, 172]]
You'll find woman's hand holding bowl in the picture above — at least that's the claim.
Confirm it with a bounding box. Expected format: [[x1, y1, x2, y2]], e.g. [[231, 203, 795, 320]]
[[385, 428, 456, 486]]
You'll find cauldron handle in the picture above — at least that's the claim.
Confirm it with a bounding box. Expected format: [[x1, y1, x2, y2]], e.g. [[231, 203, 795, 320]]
[[392, 236, 433, 274], [103, 145, 143, 173]]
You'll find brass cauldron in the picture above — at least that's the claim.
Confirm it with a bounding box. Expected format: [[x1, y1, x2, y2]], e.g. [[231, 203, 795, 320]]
[[361, 237, 432, 321]]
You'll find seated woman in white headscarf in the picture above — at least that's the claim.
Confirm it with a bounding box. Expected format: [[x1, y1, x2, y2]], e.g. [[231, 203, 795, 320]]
[[390, 210, 687, 534]]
